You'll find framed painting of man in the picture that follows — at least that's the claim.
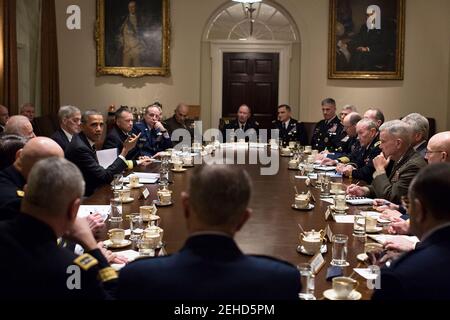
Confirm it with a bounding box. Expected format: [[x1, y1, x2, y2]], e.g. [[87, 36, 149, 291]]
[[328, 0, 405, 80], [96, 0, 170, 77]]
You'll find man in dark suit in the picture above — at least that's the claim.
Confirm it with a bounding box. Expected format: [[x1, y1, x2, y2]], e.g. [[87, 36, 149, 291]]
[[311, 98, 344, 151], [164, 103, 195, 147], [0, 157, 117, 299], [372, 163, 450, 300], [51, 105, 81, 151], [402, 113, 429, 158], [118, 165, 301, 300], [272, 104, 307, 146], [0, 137, 64, 221], [0, 104, 9, 134], [222, 104, 259, 143], [65, 110, 139, 196], [103, 107, 135, 154], [132, 105, 172, 156], [347, 120, 427, 203]]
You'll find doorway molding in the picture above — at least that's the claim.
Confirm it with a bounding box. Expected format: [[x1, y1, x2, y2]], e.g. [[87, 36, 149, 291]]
[[210, 40, 292, 128]]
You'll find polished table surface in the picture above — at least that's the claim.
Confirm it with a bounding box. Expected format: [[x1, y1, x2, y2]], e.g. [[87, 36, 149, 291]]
[[84, 149, 375, 300]]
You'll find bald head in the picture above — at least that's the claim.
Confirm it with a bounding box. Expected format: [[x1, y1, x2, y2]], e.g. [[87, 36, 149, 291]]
[[15, 137, 64, 179], [5, 115, 35, 140], [426, 132, 450, 164]]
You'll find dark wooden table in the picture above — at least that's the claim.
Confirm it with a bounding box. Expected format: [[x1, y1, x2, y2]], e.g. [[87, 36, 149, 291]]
[[84, 149, 375, 300]]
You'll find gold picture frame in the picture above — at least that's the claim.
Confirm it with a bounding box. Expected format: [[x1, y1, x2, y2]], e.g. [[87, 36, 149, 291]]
[[328, 0, 405, 80], [96, 0, 170, 77]]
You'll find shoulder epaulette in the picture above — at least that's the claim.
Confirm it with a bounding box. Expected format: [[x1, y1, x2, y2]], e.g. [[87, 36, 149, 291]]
[[16, 190, 24, 198], [338, 156, 350, 164], [74, 253, 98, 271], [374, 141, 381, 147]]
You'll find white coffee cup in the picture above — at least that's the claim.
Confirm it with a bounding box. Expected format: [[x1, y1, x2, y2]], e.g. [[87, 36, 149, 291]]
[[332, 277, 358, 299], [295, 194, 309, 208]]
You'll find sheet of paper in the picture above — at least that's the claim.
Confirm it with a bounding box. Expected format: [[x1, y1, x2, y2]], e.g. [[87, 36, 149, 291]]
[[321, 197, 335, 204], [295, 174, 317, 179], [123, 172, 159, 184], [354, 268, 379, 280], [368, 234, 420, 245], [334, 215, 356, 224], [77, 205, 110, 221], [111, 250, 140, 271], [96, 148, 118, 169], [313, 165, 337, 171]]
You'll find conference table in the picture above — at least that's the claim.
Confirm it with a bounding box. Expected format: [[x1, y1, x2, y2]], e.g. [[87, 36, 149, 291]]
[[83, 147, 376, 300]]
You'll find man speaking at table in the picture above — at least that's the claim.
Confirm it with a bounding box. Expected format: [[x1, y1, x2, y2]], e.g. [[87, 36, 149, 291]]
[[117, 165, 301, 300]]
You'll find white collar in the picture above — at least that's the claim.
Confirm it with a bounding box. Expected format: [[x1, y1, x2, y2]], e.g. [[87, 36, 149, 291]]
[[61, 128, 73, 142]]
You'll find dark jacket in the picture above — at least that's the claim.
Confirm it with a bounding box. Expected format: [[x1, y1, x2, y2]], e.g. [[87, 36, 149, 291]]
[[0, 214, 117, 299], [311, 116, 345, 152], [132, 122, 172, 157], [164, 116, 194, 146], [103, 125, 139, 160], [372, 225, 450, 300], [65, 132, 128, 196], [50, 128, 71, 151], [368, 148, 427, 203], [222, 119, 260, 142], [0, 165, 25, 221], [118, 234, 301, 300], [349, 135, 382, 183], [272, 118, 308, 146]]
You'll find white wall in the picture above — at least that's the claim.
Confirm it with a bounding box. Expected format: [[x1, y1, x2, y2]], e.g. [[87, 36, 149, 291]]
[[56, 0, 450, 131]]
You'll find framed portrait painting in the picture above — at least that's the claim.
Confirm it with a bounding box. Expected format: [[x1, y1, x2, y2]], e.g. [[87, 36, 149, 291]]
[[96, 0, 170, 77], [328, 0, 405, 80]]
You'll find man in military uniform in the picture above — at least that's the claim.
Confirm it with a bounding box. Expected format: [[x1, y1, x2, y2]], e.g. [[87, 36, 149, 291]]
[[222, 104, 259, 142], [0, 157, 117, 299], [0, 137, 64, 221], [272, 104, 307, 146], [347, 120, 427, 203], [337, 118, 381, 183], [311, 98, 344, 151], [164, 103, 194, 147]]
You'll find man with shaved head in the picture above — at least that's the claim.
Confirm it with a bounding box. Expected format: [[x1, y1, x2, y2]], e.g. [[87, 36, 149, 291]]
[[4, 115, 36, 140], [0, 137, 63, 220], [164, 103, 194, 146], [0, 105, 9, 133]]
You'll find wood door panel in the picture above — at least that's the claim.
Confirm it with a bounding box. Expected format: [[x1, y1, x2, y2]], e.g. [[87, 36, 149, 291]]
[[223, 52, 279, 129]]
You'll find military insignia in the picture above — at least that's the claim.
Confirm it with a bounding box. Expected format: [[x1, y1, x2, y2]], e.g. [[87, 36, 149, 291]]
[[374, 141, 381, 147], [328, 124, 337, 133], [98, 267, 118, 282], [324, 137, 329, 143], [255, 121, 259, 126], [392, 170, 400, 182], [16, 190, 24, 197], [74, 253, 98, 271]]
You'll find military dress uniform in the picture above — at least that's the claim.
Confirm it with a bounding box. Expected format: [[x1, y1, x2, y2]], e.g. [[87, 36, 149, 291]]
[[326, 135, 359, 162], [367, 147, 427, 203], [347, 136, 381, 183], [222, 119, 259, 142], [0, 214, 118, 299], [272, 118, 308, 147], [132, 122, 172, 156], [0, 165, 25, 221], [311, 116, 344, 152]]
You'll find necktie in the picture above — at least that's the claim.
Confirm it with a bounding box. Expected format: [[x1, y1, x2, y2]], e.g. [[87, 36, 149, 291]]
[[92, 144, 99, 163]]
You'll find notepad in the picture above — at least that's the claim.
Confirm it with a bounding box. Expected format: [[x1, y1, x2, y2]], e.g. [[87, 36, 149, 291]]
[[123, 172, 159, 184], [346, 196, 374, 205]]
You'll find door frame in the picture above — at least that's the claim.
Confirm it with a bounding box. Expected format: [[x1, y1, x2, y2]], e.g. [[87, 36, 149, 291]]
[[210, 40, 292, 128]]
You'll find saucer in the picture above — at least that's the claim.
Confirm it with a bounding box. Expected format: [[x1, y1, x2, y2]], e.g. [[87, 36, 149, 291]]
[[153, 199, 174, 207], [330, 205, 349, 212], [113, 197, 134, 204], [297, 244, 327, 255], [171, 168, 187, 172], [103, 239, 132, 249], [377, 217, 391, 224], [183, 163, 194, 167], [281, 153, 293, 157], [366, 226, 383, 233], [323, 289, 362, 300], [356, 253, 369, 262], [126, 183, 144, 189], [291, 203, 315, 211], [330, 260, 350, 267]]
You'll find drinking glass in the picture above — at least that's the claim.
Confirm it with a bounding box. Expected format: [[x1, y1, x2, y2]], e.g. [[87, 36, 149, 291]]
[[331, 234, 349, 267], [112, 174, 123, 190], [353, 213, 367, 237], [109, 194, 123, 223], [297, 263, 316, 300], [129, 215, 144, 240]]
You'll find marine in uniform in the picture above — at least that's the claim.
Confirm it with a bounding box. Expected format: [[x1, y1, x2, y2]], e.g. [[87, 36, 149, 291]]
[[311, 115, 344, 152]]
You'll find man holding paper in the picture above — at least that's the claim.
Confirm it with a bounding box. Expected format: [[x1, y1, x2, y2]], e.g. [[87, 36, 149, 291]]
[[65, 110, 140, 196]]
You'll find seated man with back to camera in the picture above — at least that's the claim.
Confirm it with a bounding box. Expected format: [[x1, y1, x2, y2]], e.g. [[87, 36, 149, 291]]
[[132, 104, 172, 156], [118, 165, 301, 300]]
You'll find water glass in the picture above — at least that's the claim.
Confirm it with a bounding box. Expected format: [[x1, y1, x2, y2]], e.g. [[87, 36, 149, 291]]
[[353, 213, 366, 237], [320, 174, 331, 197], [331, 234, 349, 267], [112, 174, 123, 190], [109, 195, 123, 223], [297, 263, 315, 300], [129, 215, 144, 240]]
